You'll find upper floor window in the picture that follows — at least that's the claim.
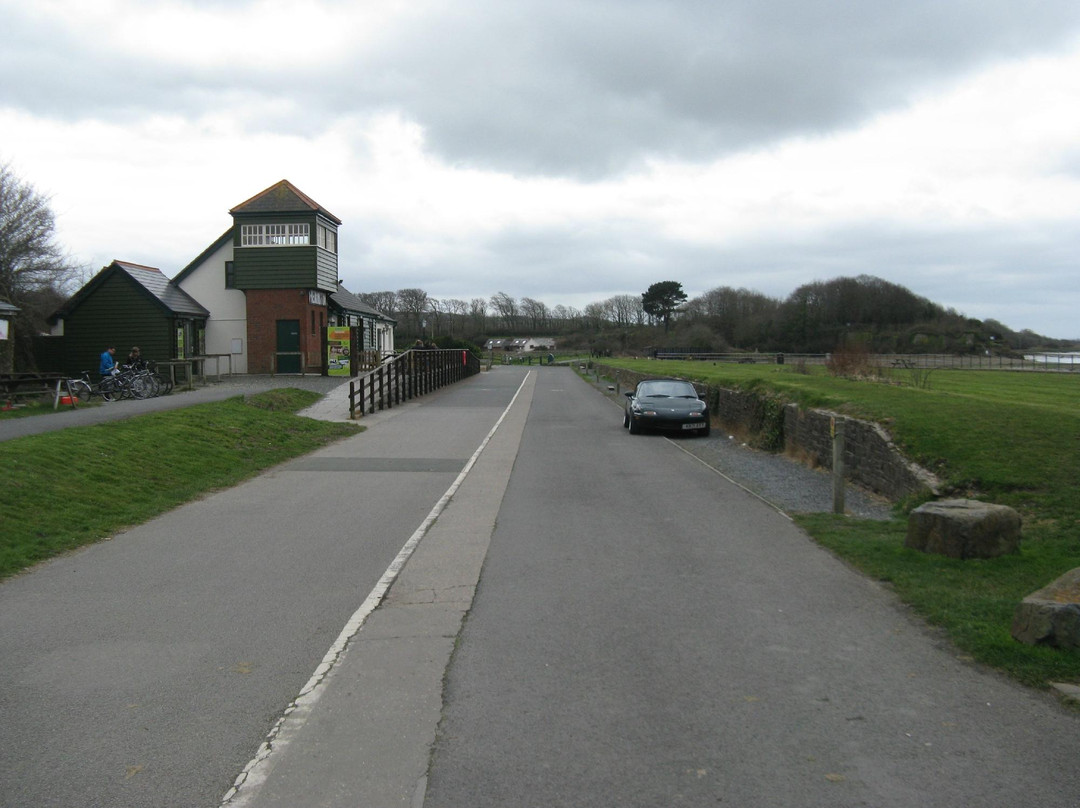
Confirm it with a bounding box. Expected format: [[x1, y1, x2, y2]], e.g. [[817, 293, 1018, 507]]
[[317, 224, 337, 253], [241, 223, 310, 246]]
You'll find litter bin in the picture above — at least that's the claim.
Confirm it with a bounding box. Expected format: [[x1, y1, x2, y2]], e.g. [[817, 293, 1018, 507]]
[[776, 353, 785, 365]]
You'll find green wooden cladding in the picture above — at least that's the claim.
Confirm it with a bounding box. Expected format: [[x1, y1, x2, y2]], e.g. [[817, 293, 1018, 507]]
[[57, 271, 200, 376], [231, 212, 338, 293]]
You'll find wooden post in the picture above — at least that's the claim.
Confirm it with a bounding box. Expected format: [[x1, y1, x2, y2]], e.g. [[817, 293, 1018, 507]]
[[832, 416, 845, 515]]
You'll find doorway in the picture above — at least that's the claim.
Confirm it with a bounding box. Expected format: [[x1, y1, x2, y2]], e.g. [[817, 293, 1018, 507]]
[[276, 319, 301, 373]]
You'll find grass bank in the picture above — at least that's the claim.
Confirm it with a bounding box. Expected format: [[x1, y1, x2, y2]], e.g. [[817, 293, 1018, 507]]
[[598, 359, 1080, 689], [0, 389, 360, 580]]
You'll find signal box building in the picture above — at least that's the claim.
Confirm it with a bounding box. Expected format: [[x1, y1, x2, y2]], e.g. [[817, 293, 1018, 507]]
[[175, 180, 342, 373]]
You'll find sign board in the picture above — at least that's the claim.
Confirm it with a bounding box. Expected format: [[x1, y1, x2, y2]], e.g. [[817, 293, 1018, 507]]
[[327, 326, 351, 376]]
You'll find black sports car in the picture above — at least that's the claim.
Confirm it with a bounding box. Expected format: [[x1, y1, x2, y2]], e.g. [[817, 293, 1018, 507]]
[[623, 378, 710, 436]]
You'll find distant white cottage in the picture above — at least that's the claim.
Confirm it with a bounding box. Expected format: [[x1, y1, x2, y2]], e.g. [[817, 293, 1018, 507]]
[[485, 337, 555, 353]]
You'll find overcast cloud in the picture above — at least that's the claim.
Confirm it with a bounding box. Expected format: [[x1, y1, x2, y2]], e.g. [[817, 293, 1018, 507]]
[[2, 0, 1079, 337]]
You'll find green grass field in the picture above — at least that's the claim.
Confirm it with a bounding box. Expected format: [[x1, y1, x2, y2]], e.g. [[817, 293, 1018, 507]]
[[599, 359, 1080, 688], [0, 389, 360, 579]]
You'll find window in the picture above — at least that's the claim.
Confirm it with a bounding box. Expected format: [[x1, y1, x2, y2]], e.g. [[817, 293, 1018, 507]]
[[241, 223, 310, 246], [224, 260, 235, 289], [317, 224, 337, 253]]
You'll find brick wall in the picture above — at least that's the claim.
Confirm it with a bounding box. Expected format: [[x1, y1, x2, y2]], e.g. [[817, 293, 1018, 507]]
[[245, 289, 327, 374]]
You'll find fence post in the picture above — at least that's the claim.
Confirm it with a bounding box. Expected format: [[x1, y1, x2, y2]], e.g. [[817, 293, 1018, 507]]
[[832, 417, 846, 515]]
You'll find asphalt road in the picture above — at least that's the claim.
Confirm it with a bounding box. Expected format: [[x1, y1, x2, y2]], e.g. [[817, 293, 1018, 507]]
[[421, 369, 1080, 807]]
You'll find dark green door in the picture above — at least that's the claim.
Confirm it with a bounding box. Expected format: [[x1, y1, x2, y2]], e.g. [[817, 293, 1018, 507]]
[[276, 319, 301, 373]]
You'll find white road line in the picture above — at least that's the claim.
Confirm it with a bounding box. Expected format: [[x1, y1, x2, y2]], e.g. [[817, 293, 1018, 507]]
[[220, 372, 533, 807]]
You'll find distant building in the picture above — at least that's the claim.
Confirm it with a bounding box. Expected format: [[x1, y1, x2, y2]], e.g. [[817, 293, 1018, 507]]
[[484, 337, 556, 352]]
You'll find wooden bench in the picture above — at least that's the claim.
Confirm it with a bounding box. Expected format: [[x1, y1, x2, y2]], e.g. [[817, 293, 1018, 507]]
[[0, 373, 69, 410]]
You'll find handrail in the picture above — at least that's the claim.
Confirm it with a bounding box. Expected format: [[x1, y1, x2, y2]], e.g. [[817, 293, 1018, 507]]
[[349, 349, 481, 417]]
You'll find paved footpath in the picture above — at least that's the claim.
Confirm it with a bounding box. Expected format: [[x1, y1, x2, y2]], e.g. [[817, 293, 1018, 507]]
[[0, 370, 529, 808]]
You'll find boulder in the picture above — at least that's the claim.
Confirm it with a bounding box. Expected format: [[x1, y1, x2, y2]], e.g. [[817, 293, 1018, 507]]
[[905, 499, 1021, 559], [1011, 568, 1080, 650]]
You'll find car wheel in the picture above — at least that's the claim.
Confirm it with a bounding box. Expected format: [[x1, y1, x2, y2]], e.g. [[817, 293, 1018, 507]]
[[628, 418, 641, 435], [623, 410, 630, 428]]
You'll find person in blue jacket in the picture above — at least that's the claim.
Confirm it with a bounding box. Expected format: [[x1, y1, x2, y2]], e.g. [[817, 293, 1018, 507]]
[[99, 346, 117, 379]]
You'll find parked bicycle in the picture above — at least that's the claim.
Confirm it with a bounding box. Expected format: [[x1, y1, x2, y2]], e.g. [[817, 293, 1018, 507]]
[[64, 362, 173, 404]]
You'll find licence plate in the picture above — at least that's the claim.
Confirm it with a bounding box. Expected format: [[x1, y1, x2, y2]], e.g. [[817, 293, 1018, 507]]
[[681, 422, 705, 430]]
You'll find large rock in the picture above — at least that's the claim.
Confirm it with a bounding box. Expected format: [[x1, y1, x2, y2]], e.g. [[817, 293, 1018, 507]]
[[1011, 568, 1080, 649], [905, 499, 1021, 559]]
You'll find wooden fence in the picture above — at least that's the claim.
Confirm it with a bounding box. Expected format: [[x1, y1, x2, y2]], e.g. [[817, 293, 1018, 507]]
[[651, 352, 1080, 372], [348, 349, 482, 417]]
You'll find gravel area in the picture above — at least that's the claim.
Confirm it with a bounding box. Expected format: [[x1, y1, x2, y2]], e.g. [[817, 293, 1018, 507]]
[[587, 375, 895, 521]]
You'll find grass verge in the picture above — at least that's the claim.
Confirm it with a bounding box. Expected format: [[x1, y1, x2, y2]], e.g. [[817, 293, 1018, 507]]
[[0, 389, 360, 580]]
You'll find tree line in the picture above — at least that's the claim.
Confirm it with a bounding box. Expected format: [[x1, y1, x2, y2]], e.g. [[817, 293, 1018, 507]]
[[360, 275, 1070, 355]]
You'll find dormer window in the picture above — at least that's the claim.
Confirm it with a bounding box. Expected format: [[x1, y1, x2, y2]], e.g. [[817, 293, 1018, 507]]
[[241, 223, 310, 246]]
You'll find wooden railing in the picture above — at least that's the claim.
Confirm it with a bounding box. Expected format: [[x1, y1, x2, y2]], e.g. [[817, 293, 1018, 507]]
[[349, 349, 482, 417]]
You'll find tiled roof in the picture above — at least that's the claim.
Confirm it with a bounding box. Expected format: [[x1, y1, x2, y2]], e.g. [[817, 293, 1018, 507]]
[[229, 179, 342, 224], [52, 261, 209, 321], [113, 262, 210, 317]]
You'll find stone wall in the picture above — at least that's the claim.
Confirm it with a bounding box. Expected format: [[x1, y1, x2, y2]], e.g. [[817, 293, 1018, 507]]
[[594, 363, 939, 503], [783, 406, 939, 501]]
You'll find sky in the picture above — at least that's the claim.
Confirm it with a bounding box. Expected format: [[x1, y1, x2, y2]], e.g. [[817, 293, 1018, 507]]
[[2, 0, 1079, 339]]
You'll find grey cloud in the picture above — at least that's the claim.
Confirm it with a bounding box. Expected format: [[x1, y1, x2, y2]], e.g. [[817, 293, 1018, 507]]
[[6, 1, 1080, 179], [342, 0, 1080, 177]]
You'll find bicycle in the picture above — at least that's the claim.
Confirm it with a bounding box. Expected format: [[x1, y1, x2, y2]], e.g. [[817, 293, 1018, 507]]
[[65, 371, 119, 402]]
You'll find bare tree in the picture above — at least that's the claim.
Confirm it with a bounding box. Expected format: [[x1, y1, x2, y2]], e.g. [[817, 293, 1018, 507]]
[[469, 297, 488, 333], [520, 296, 549, 333], [608, 294, 642, 327], [0, 162, 84, 368], [583, 301, 608, 329], [358, 290, 398, 318], [427, 298, 445, 338], [489, 291, 518, 331], [396, 287, 429, 338]]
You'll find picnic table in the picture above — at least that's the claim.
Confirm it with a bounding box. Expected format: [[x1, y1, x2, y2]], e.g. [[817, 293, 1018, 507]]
[[0, 372, 68, 410], [154, 360, 196, 391]]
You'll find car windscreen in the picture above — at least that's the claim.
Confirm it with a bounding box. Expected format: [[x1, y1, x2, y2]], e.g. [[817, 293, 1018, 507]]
[[638, 382, 698, 398]]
